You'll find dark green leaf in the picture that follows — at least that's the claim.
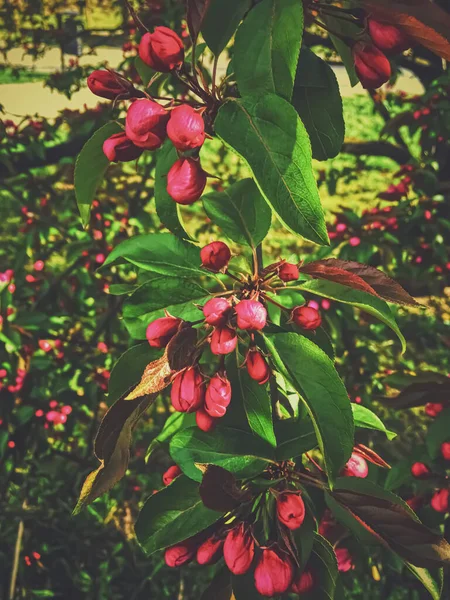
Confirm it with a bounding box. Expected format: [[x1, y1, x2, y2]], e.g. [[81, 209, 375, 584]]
[[170, 426, 274, 482], [155, 141, 192, 241], [426, 407, 450, 459], [135, 474, 223, 554], [108, 343, 160, 404], [203, 178, 271, 247], [234, 0, 304, 101], [297, 279, 406, 352], [103, 233, 206, 278], [123, 277, 209, 338], [322, 15, 359, 87], [294, 510, 316, 572], [146, 412, 196, 462], [228, 356, 276, 447], [75, 122, 122, 226], [232, 571, 265, 600], [264, 333, 354, 484], [187, 0, 212, 42], [199, 465, 250, 512], [201, 567, 233, 600], [275, 418, 317, 460], [292, 48, 344, 161], [303, 534, 340, 600], [135, 56, 155, 87], [352, 404, 396, 440], [202, 0, 252, 56], [215, 96, 328, 245]]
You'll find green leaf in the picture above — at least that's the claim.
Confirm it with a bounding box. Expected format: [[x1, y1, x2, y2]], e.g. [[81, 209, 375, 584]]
[[108, 343, 160, 404], [297, 279, 406, 353], [228, 354, 276, 447], [292, 48, 345, 161], [274, 418, 317, 460], [322, 15, 359, 87], [264, 333, 354, 484], [135, 475, 223, 554], [123, 277, 209, 338], [146, 412, 196, 462], [352, 404, 396, 440], [155, 141, 192, 241], [135, 56, 155, 87], [426, 407, 450, 459], [169, 426, 274, 482], [75, 122, 122, 225], [294, 510, 316, 572], [234, 0, 304, 101], [203, 178, 271, 248], [103, 233, 206, 278], [215, 96, 328, 245], [304, 534, 340, 600], [202, 0, 252, 56], [406, 564, 444, 600]]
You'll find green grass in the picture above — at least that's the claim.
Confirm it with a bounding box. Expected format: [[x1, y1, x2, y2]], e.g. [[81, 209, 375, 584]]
[[0, 67, 48, 85]]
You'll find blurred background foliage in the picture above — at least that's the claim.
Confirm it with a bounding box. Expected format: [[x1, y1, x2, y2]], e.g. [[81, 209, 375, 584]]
[[1, 1, 449, 598]]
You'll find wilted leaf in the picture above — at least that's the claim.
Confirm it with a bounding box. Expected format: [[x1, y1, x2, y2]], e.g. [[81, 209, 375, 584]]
[[364, 0, 450, 61], [125, 354, 172, 400], [301, 259, 420, 306], [332, 478, 450, 568], [73, 394, 154, 514], [167, 325, 199, 371], [199, 465, 250, 512]]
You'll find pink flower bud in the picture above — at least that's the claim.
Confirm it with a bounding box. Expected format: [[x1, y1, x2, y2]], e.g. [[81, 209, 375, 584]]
[[205, 374, 231, 418], [146, 316, 182, 348], [368, 19, 411, 55], [352, 42, 391, 89], [431, 489, 450, 513], [139, 27, 184, 73], [39, 340, 52, 353], [291, 569, 315, 594], [46, 410, 59, 422], [171, 367, 205, 413], [0, 369, 7, 378], [276, 491, 306, 530], [202, 297, 232, 326], [254, 548, 294, 596], [34, 260, 45, 271], [291, 306, 321, 331], [167, 158, 207, 205], [210, 326, 237, 355], [196, 407, 217, 432], [235, 300, 267, 331], [87, 69, 133, 100], [164, 542, 195, 567], [441, 442, 450, 461], [200, 241, 231, 272], [125, 99, 169, 150], [163, 465, 182, 486], [279, 262, 299, 282], [61, 405, 72, 415], [425, 403, 444, 418], [411, 462, 431, 479], [167, 105, 205, 151], [336, 547, 353, 572], [342, 452, 369, 478], [223, 523, 255, 575], [103, 132, 143, 163], [197, 536, 223, 565], [245, 349, 270, 384], [349, 236, 361, 247]]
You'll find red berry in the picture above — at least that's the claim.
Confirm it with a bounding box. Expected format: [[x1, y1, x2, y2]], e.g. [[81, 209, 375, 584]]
[[205, 374, 231, 418], [125, 99, 169, 150], [146, 316, 182, 348], [277, 492, 306, 530], [254, 548, 294, 596], [223, 523, 255, 575], [139, 27, 184, 73], [210, 326, 237, 355], [200, 241, 231, 272], [167, 105, 205, 151], [167, 158, 207, 205], [279, 262, 299, 282], [103, 132, 143, 162], [171, 367, 205, 413], [291, 306, 322, 331], [352, 42, 391, 89], [245, 349, 270, 384], [202, 297, 231, 326], [235, 300, 267, 331]]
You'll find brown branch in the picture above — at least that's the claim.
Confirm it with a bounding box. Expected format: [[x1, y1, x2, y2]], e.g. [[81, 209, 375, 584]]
[[341, 140, 411, 164]]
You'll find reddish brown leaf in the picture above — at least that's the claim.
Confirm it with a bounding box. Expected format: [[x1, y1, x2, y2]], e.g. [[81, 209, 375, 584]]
[[364, 0, 450, 61], [199, 465, 251, 512], [379, 380, 450, 409], [187, 0, 211, 42], [301, 259, 420, 306], [167, 325, 199, 371], [354, 443, 390, 469], [332, 480, 450, 568]]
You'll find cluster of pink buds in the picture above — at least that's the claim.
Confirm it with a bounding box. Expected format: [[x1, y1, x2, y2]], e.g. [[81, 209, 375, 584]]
[[35, 400, 72, 426], [163, 479, 316, 597], [352, 20, 411, 89], [0, 366, 27, 394], [38, 339, 64, 360], [87, 26, 209, 205], [145, 242, 325, 430]]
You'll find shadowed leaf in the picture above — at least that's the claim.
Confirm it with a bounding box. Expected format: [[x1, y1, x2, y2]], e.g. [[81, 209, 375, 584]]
[[187, 0, 211, 41], [378, 380, 450, 408], [199, 465, 250, 512]]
